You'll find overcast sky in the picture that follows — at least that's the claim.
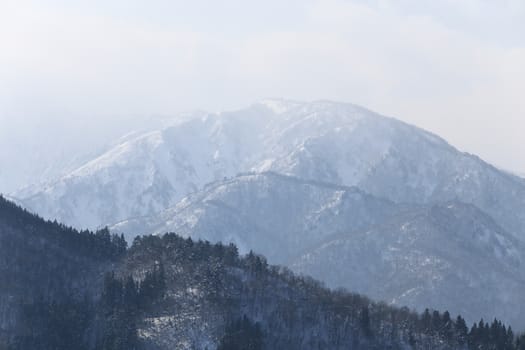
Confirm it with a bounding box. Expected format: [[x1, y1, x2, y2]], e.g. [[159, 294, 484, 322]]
[[1, 0, 524, 176]]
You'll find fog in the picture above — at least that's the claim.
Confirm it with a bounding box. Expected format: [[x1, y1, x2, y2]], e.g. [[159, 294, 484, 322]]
[[1, 0, 524, 193]]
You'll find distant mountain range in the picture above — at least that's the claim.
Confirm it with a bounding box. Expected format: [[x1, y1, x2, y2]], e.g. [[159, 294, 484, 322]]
[[13, 99, 525, 328], [18, 100, 525, 239]]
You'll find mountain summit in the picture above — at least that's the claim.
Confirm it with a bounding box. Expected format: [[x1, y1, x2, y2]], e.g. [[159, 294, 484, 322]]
[[19, 100, 525, 240]]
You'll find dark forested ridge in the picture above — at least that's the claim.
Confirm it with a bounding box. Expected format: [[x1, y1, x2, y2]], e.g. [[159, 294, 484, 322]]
[[0, 195, 127, 260], [0, 195, 127, 350], [1, 195, 524, 350]]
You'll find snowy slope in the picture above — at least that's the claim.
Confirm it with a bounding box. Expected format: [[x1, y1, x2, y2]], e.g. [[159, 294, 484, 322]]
[[20, 99, 525, 239], [0, 114, 186, 195], [292, 201, 525, 328], [111, 172, 406, 263], [113, 173, 525, 328], [19, 108, 274, 229]]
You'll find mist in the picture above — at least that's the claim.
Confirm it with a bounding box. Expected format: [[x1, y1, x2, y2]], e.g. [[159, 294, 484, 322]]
[[1, 0, 524, 193]]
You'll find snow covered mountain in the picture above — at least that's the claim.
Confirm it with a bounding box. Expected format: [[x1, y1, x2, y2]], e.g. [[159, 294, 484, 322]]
[[19, 100, 525, 240], [11, 99, 525, 331], [18, 105, 277, 229], [292, 201, 525, 328], [111, 172, 525, 328], [0, 113, 185, 196], [0, 196, 481, 350], [111, 172, 408, 262]]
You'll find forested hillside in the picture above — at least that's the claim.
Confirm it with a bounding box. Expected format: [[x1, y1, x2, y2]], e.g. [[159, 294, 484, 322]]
[[112, 172, 525, 328], [1, 196, 524, 349]]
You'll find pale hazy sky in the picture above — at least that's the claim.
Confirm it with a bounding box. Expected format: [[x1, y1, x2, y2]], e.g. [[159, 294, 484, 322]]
[[1, 0, 524, 174]]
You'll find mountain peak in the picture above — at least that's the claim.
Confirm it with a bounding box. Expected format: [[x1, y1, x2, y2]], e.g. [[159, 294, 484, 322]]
[[18, 100, 525, 242], [256, 98, 303, 114]]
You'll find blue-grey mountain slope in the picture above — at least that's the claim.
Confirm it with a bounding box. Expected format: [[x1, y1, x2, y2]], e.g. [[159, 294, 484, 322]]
[[2, 195, 486, 350], [112, 172, 406, 263], [112, 172, 525, 328], [292, 201, 525, 328], [18, 100, 525, 241]]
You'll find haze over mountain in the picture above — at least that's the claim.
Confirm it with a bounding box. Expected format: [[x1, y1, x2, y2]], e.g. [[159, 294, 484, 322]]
[[292, 200, 525, 328], [12, 99, 525, 331], [3, 0, 524, 348], [0, 114, 186, 195], [111, 172, 406, 259], [19, 100, 525, 240]]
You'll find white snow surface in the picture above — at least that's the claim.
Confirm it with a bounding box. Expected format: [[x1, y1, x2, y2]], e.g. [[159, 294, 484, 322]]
[[291, 199, 525, 328], [111, 172, 403, 261], [19, 99, 525, 239]]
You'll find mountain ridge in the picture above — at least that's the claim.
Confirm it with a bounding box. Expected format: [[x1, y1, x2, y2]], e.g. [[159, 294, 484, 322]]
[[107, 172, 525, 328], [18, 100, 525, 242]]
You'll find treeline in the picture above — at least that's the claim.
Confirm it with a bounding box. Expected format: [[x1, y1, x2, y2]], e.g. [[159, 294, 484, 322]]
[[0, 195, 127, 260], [131, 233, 525, 350], [130, 233, 240, 266], [414, 309, 516, 350]]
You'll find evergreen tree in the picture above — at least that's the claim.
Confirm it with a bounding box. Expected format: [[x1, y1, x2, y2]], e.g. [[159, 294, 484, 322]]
[[455, 315, 468, 345], [421, 309, 432, 333], [359, 305, 372, 337]]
